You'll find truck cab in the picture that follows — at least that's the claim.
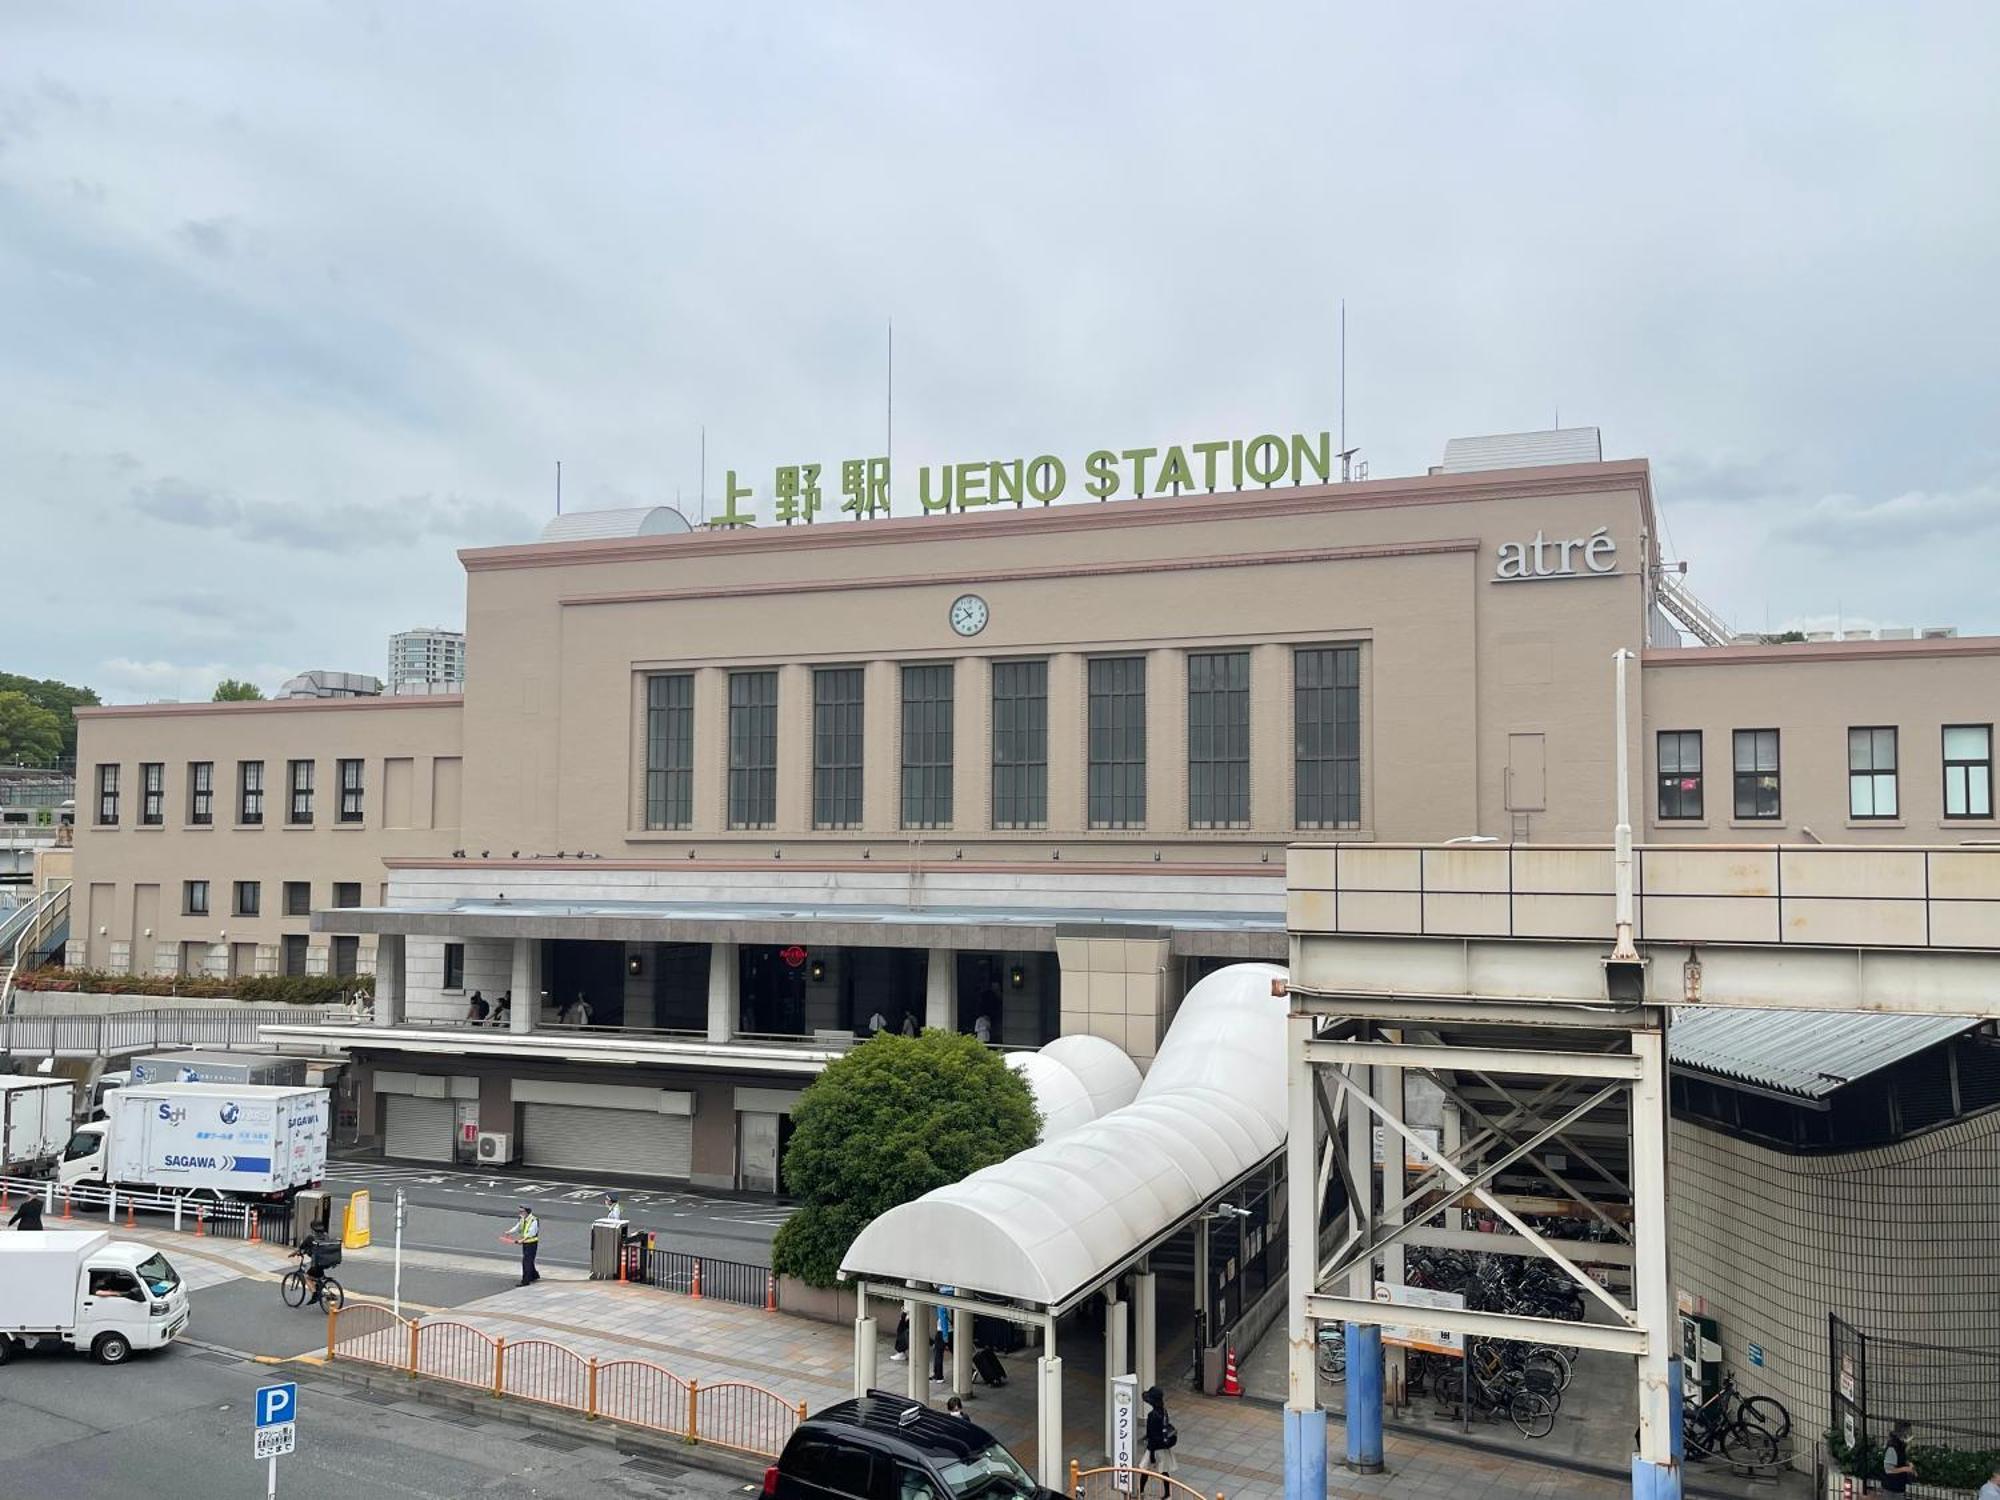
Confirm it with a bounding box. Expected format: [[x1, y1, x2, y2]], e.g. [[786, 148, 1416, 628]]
[[0, 1231, 189, 1365], [58, 1119, 112, 1189]]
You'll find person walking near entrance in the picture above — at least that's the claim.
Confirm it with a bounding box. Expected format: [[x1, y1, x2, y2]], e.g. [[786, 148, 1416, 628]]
[[930, 1288, 954, 1384], [1882, 1423, 1916, 1494], [503, 1204, 541, 1285], [1975, 1461, 2000, 1500], [901, 1011, 919, 1037], [8, 1192, 44, 1230], [1141, 1385, 1178, 1497]]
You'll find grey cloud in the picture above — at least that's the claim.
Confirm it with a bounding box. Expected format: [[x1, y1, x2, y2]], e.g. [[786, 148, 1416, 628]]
[[1655, 451, 1792, 507], [177, 216, 237, 260], [131, 477, 534, 553], [1774, 479, 2000, 550]]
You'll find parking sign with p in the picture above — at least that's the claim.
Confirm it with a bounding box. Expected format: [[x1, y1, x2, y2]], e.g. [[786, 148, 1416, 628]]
[[256, 1382, 297, 1427]]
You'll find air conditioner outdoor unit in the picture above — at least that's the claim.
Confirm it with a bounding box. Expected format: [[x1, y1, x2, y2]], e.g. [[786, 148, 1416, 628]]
[[476, 1131, 513, 1164]]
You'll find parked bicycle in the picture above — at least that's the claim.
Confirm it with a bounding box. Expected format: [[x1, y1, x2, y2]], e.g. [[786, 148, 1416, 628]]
[[1316, 1324, 1347, 1381], [1682, 1372, 1789, 1467], [1430, 1339, 1557, 1438], [280, 1241, 345, 1312]]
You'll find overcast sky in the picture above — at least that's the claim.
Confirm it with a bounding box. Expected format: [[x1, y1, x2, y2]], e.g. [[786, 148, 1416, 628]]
[[6, 4, 1998, 702]]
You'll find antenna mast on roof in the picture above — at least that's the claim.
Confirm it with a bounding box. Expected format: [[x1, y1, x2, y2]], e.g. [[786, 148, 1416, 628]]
[[887, 317, 894, 515], [699, 424, 707, 526], [555, 460, 562, 515], [1338, 299, 1361, 482]]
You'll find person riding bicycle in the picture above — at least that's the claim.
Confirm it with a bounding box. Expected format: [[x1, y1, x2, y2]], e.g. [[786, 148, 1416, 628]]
[[294, 1230, 342, 1306]]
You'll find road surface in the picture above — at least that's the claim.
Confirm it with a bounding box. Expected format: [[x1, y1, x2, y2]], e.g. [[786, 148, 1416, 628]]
[[319, 1154, 792, 1271], [0, 1337, 734, 1500]]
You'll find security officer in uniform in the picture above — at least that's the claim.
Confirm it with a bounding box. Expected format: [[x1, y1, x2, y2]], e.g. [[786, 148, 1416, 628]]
[[503, 1203, 541, 1285]]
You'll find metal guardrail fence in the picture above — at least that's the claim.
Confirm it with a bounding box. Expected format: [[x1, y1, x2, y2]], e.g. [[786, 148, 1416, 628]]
[[326, 1301, 805, 1457], [1071, 1462, 1224, 1500], [0, 1173, 295, 1243], [637, 1246, 776, 1309], [0, 1005, 331, 1054]]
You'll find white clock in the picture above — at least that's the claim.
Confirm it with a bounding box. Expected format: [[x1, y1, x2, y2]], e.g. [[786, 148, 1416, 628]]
[[948, 593, 989, 637]]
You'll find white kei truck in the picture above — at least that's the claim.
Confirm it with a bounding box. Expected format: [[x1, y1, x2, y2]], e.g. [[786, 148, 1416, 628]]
[[57, 1082, 329, 1204], [0, 1229, 190, 1365], [0, 1076, 77, 1175]]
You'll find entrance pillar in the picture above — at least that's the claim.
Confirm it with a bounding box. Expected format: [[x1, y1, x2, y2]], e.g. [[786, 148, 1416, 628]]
[[1133, 1266, 1157, 1393], [925, 948, 953, 1032], [509, 937, 540, 1033], [853, 1285, 878, 1398], [1379, 1054, 1407, 1405], [373, 933, 405, 1026], [1284, 1011, 1329, 1500], [905, 1288, 927, 1401], [708, 941, 738, 1044], [1103, 1285, 1128, 1457], [1440, 1100, 1464, 1230], [1036, 1320, 1064, 1490], [952, 1306, 973, 1396]]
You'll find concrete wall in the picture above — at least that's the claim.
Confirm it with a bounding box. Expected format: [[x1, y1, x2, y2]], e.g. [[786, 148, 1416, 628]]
[[1669, 1111, 2000, 1459]]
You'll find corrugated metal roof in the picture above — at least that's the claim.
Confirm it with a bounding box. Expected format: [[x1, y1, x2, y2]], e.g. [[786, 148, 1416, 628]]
[[1669, 1007, 1981, 1099], [539, 506, 692, 542], [1440, 427, 1602, 473]]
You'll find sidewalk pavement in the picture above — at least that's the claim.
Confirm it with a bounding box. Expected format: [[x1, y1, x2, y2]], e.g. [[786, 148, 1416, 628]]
[[378, 1278, 1643, 1500]]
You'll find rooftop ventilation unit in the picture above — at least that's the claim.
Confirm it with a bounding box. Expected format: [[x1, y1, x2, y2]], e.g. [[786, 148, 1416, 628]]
[[1439, 427, 1602, 474]]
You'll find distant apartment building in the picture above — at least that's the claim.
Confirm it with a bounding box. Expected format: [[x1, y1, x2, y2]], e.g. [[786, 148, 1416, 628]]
[[388, 628, 466, 695]]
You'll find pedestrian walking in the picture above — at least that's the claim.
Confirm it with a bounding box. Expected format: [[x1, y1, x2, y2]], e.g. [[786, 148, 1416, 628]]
[[891, 1309, 910, 1362], [930, 1288, 954, 1384], [1882, 1423, 1916, 1494], [564, 992, 593, 1026], [1142, 1385, 1178, 1497], [491, 992, 511, 1027], [8, 1193, 45, 1231], [465, 991, 488, 1023], [973, 1013, 993, 1044], [901, 1011, 919, 1037], [1975, 1462, 2000, 1500], [503, 1203, 541, 1285], [867, 1009, 887, 1036]]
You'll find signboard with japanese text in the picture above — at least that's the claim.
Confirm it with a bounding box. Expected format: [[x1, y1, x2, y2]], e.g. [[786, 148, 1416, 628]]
[[1371, 1281, 1465, 1357]]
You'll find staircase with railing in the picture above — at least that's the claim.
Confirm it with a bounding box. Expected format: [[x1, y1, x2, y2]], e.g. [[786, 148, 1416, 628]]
[[0, 879, 70, 1016], [1654, 568, 1734, 648]]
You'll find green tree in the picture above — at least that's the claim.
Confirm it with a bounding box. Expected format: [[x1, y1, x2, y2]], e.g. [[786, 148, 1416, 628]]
[[212, 678, 266, 701], [0, 691, 63, 766], [771, 1030, 1040, 1287], [0, 673, 99, 760]]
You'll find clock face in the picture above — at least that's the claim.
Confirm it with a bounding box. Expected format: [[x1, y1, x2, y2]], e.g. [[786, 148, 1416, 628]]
[[949, 594, 989, 637]]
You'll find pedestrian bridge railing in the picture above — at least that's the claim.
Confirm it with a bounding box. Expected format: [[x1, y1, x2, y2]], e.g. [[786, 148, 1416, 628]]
[[325, 1301, 806, 1458]]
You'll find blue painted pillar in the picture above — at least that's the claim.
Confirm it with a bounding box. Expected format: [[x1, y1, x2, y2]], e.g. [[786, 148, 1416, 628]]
[[1343, 1323, 1384, 1473], [1283, 1407, 1328, 1500], [1632, 1357, 1686, 1500]]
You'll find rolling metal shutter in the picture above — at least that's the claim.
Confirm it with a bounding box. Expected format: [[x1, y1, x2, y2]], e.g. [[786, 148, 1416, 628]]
[[383, 1094, 454, 1163], [521, 1102, 691, 1180]]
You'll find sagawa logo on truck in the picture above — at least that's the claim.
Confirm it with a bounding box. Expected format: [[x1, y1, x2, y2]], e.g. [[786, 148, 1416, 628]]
[[163, 1153, 272, 1172]]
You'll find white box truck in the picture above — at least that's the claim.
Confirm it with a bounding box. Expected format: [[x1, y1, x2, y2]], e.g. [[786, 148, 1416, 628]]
[[58, 1083, 329, 1203], [129, 1051, 309, 1088], [0, 1229, 190, 1364], [0, 1076, 77, 1175]]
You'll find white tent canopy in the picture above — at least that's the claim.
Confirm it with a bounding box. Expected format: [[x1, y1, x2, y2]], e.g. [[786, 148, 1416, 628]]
[[1004, 1035, 1142, 1139], [841, 963, 1289, 1307]]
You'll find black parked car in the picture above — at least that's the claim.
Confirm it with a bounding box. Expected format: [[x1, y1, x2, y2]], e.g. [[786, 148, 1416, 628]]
[[764, 1390, 1054, 1500]]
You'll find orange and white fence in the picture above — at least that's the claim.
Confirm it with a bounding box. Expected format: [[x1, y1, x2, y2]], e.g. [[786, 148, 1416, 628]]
[[326, 1301, 805, 1458]]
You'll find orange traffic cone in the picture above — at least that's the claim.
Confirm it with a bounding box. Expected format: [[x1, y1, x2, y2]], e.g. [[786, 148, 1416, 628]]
[[764, 1272, 776, 1313], [1220, 1344, 1243, 1397], [691, 1258, 703, 1300], [60, 1187, 72, 1220]]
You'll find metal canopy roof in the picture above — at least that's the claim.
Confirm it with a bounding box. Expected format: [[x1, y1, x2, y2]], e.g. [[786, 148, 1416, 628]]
[[1669, 1006, 1982, 1099], [839, 963, 1288, 1308]]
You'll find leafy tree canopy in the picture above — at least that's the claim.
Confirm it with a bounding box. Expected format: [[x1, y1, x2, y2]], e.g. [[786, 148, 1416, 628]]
[[771, 1029, 1040, 1287], [0, 691, 64, 767], [0, 673, 98, 761], [212, 678, 266, 701]]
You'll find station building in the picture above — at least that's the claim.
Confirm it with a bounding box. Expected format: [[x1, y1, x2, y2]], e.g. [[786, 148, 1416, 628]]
[[65, 427, 2000, 1215]]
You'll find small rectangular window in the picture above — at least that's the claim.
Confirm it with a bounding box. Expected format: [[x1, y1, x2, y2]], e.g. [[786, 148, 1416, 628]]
[[331, 935, 359, 978], [991, 660, 1049, 829], [812, 667, 865, 829], [189, 762, 214, 825], [140, 762, 165, 826], [1942, 724, 1992, 819], [288, 759, 314, 824], [281, 934, 308, 977], [233, 880, 260, 918], [1657, 731, 1703, 820], [1188, 651, 1250, 828], [283, 881, 311, 917], [1848, 726, 1899, 819], [900, 664, 954, 829], [1295, 646, 1361, 829], [643, 674, 694, 830], [727, 671, 778, 829], [183, 879, 209, 917], [239, 760, 264, 825], [1087, 656, 1147, 829], [1732, 730, 1781, 820], [337, 758, 364, 823], [444, 942, 465, 991], [332, 882, 361, 909], [95, 764, 120, 826]]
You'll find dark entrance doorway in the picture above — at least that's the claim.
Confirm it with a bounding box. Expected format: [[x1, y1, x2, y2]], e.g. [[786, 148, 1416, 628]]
[[739, 944, 928, 1037], [543, 940, 626, 1026]]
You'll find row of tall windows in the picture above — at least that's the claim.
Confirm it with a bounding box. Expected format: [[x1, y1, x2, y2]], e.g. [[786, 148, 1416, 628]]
[[641, 647, 1363, 833], [93, 758, 362, 826], [1656, 724, 1994, 822], [179, 879, 361, 918]]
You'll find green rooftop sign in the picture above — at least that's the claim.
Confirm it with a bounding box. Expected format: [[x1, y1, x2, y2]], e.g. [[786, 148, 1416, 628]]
[[709, 430, 1341, 527]]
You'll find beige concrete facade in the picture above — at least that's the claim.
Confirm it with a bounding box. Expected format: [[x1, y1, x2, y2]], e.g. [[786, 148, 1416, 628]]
[[67, 696, 462, 978]]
